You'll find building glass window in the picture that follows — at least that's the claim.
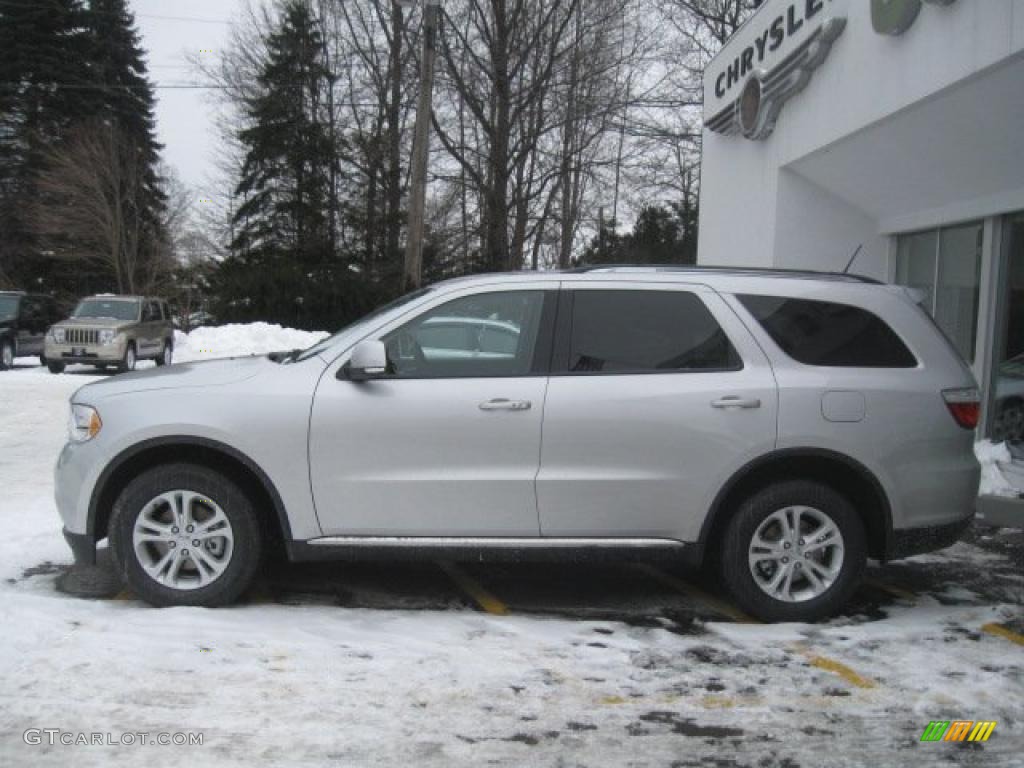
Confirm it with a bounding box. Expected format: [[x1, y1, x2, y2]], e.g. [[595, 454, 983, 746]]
[[895, 221, 982, 362], [991, 213, 1024, 442]]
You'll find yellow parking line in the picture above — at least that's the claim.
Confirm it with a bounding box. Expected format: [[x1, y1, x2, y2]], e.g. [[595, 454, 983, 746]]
[[981, 622, 1024, 646], [790, 643, 876, 689], [805, 653, 876, 689], [438, 561, 509, 616], [633, 564, 758, 624]]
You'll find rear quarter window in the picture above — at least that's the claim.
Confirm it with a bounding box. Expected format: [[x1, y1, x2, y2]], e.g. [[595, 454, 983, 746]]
[[737, 295, 917, 368]]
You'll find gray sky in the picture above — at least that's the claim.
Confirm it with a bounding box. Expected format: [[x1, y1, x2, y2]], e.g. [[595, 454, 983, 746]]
[[133, 0, 241, 191]]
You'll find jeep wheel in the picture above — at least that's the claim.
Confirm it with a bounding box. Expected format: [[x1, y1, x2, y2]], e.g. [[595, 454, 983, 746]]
[[47, 361, 65, 374], [118, 342, 136, 373], [108, 463, 262, 607], [720, 480, 866, 622], [0, 339, 13, 370], [155, 340, 173, 366]]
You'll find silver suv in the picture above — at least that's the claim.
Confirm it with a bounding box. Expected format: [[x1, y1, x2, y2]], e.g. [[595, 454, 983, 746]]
[[54, 268, 981, 621]]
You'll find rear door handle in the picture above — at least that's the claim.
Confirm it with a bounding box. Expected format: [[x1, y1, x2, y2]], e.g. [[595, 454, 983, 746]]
[[479, 398, 532, 412], [711, 396, 761, 410]]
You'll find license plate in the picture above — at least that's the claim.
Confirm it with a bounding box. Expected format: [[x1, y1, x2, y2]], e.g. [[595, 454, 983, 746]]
[[72, 347, 85, 356]]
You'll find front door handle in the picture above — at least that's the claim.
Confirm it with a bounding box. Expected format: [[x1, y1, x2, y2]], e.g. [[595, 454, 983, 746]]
[[479, 398, 532, 412], [711, 396, 762, 410]]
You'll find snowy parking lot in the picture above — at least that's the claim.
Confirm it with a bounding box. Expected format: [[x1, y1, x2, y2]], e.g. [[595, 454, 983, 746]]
[[1, 331, 1022, 767]]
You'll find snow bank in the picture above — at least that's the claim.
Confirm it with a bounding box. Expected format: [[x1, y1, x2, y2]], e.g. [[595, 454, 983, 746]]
[[975, 439, 1020, 497], [173, 322, 328, 363]]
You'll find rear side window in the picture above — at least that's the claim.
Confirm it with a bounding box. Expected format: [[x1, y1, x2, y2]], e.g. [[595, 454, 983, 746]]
[[566, 290, 741, 373], [738, 295, 917, 368]]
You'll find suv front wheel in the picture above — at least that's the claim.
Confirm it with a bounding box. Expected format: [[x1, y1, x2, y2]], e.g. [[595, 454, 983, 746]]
[[0, 339, 13, 370], [720, 480, 866, 622], [118, 342, 137, 373], [109, 463, 263, 607]]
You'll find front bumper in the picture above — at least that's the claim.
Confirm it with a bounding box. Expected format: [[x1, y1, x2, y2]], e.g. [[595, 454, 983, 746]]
[[45, 338, 126, 364]]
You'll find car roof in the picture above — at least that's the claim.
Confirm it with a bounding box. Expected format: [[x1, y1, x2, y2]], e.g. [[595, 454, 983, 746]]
[[564, 265, 881, 284], [428, 266, 883, 293], [85, 294, 145, 301], [0, 290, 26, 296]]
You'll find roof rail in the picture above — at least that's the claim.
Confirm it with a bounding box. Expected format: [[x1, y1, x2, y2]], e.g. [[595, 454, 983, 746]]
[[564, 264, 882, 284]]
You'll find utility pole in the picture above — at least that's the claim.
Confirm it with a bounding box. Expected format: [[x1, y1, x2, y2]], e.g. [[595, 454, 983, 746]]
[[402, 0, 441, 292]]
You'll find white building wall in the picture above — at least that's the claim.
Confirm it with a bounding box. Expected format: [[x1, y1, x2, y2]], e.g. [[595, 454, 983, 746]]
[[698, 0, 1024, 278]]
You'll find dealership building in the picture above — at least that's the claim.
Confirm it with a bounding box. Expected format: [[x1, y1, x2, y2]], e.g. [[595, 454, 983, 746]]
[[698, 0, 1024, 439]]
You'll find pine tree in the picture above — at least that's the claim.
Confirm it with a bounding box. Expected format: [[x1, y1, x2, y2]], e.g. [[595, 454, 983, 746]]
[[223, 0, 340, 329], [0, 0, 167, 297], [0, 0, 92, 292], [82, 0, 166, 259]]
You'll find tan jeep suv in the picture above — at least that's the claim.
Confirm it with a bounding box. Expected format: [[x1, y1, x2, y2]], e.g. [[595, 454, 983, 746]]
[[45, 295, 174, 374]]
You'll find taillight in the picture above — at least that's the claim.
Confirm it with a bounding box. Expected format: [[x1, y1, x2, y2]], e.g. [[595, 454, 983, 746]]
[[942, 387, 980, 430]]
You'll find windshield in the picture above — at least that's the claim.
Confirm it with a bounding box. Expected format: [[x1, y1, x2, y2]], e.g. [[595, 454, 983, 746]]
[[72, 299, 140, 321], [291, 287, 433, 363], [0, 295, 18, 322]]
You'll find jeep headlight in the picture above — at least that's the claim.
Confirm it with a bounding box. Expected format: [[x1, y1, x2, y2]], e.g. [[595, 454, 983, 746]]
[[68, 404, 102, 443], [50, 327, 66, 344], [99, 329, 117, 345]]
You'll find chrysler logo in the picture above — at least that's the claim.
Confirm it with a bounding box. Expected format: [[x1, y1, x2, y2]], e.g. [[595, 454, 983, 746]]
[[707, 16, 846, 141], [872, 0, 957, 36]]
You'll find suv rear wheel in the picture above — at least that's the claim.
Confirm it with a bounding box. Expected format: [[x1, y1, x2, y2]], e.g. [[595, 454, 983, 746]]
[[155, 340, 173, 366], [109, 463, 262, 607], [0, 339, 13, 370], [720, 480, 866, 622]]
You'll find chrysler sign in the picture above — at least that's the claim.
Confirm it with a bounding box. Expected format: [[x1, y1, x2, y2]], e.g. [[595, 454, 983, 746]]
[[706, 0, 846, 141]]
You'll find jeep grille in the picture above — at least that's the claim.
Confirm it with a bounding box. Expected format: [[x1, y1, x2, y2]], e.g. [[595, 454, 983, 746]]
[[66, 328, 100, 345]]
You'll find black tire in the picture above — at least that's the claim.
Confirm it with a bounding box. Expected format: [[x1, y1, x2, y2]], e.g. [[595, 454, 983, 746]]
[[108, 463, 263, 607], [0, 339, 13, 370], [39, 354, 47, 367], [47, 361, 65, 374], [117, 341, 136, 373], [155, 340, 173, 366], [720, 480, 866, 623]]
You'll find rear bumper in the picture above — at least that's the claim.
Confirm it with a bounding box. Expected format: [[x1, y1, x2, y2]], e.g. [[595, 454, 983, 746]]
[[63, 527, 96, 566], [887, 514, 973, 560]]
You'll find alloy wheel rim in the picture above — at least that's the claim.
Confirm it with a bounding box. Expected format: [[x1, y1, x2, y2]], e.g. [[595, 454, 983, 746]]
[[165, 345, 173, 365], [126, 347, 135, 369], [748, 505, 845, 603], [132, 490, 235, 591], [2, 343, 11, 367]]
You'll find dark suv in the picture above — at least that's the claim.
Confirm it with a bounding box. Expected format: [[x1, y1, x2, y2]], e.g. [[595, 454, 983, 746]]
[[0, 291, 61, 370]]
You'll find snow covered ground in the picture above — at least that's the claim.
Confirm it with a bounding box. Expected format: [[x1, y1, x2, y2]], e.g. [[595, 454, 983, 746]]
[[0, 326, 1022, 767]]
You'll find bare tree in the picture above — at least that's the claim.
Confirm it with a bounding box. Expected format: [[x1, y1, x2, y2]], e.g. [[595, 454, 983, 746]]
[[31, 120, 159, 293]]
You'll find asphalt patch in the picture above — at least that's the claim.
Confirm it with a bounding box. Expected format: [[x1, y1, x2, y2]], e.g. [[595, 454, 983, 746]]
[[633, 710, 744, 739]]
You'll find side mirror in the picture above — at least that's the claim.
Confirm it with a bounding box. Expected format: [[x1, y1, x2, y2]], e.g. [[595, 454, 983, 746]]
[[343, 339, 388, 381]]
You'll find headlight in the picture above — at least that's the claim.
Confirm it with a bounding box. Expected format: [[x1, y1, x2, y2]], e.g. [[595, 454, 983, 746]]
[[50, 327, 66, 344], [99, 329, 117, 345], [68, 404, 102, 443]]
